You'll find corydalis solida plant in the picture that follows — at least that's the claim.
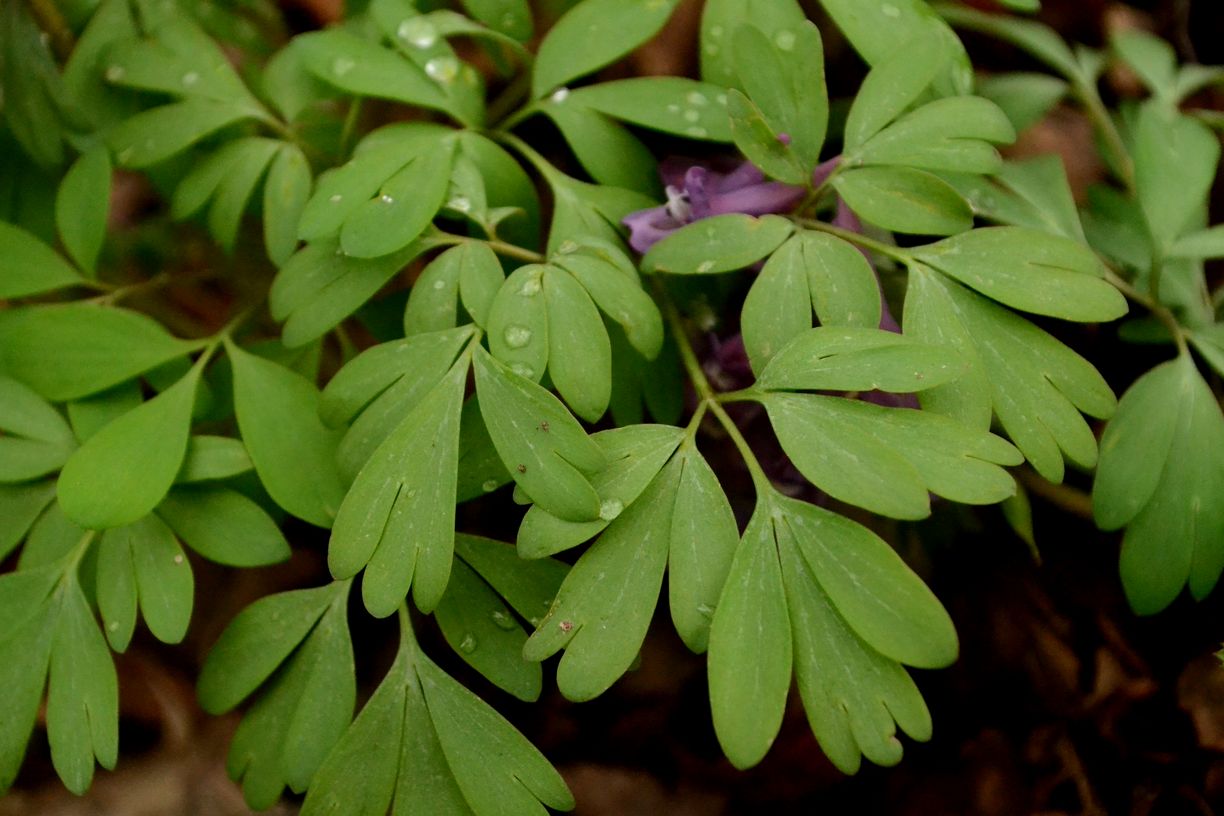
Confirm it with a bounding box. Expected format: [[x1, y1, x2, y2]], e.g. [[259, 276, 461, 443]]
[[0, 0, 1221, 810]]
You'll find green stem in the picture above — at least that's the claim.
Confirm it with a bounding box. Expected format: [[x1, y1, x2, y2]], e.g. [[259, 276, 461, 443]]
[[483, 237, 546, 264], [1074, 81, 1136, 195], [488, 72, 535, 128], [24, 0, 74, 60], [1103, 266, 1188, 355], [657, 283, 773, 494], [337, 97, 364, 160], [793, 216, 913, 265]]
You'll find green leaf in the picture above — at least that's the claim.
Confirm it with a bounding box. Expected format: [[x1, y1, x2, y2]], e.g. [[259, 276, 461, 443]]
[[229, 344, 345, 527], [329, 361, 466, 617], [904, 266, 1117, 482], [941, 2, 1082, 79], [666, 442, 737, 653], [642, 214, 793, 274], [757, 326, 968, 394], [20, 500, 88, 569], [55, 147, 111, 277], [271, 235, 440, 348], [473, 347, 606, 521], [732, 22, 827, 173], [176, 435, 253, 483], [1112, 29, 1178, 100], [699, 0, 806, 91], [517, 424, 683, 558], [296, 29, 456, 121], [531, 0, 680, 98], [404, 243, 503, 334], [778, 538, 931, 774], [820, 0, 972, 95], [0, 572, 56, 793], [726, 90, 807, 185], [523, 459, 678, 700], [565, 78, 733, 142], [741, 233, 882, 373], [913, 227, 1126, 322], [108, 99, 255, 168], [419, 655, 575, 814], [341, 141, 455, 258], [553, 251, 663, 360], [459, 0, 533, 40], [976, 72, 1067, 132], [0, 376, 76, 483], [708, 505, 792, 769], [545, 170, 656, 252], [156, 485, 290, 567], [833, 167, 972, 236], [1094, 357, 1224, 613], [263, 144, 312, 267], [1170, 226, 1224, 260], [0, 480, 57, 561], [98, 514, 193, 649], [0, 304, 201, 401], [544, 266, 612, 421], [948, 155, 1085, 240], [455, 534, 568, 624], [47, 577, 118, 794], [0, 221, 85, 298], [226, 594, 354, 806], [762, 393, 1020, 519], [206, 138, 280, 253], [1133, 102, 1220, 252], [853, 96, 1014, 175], [544, 103, 662, 194], [58, 363, 201, 529], [843, 34, 948, 151], [435, 559, 541, 701], [779, 494, 958, 668], [197, 583, 338, 714]]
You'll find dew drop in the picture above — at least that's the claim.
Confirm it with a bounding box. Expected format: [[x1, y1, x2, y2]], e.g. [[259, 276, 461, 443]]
[[329, 193, 343, 204], [432, 279, 447, 290], [684, 109, 701, 123], [529, 616, 543, 627], [686, 91, 708, 106], [510, 363, 535, 378], [105, 65, 126, 82], [107, 621, 119, 632], [448, 196, 471, 213], [503, 325, 533, 348], [709, 25, 724, 38], [332, 57, 355, 77], [704, 44, 719, 56], [481, 478, 500, 492], [697, 603, 715, 618], [881, 3, 901, 17], [173, 554, 184, 565], [717, 94, 728, 105], [397, 18, 438, 48], [491, 610, 516, 630], [459, 633, 478, 653], [556, 239, 579, 255], [425, 56, 459, 83], [774, 30, 796, 51], [181, 71, 199, 87], [598, 498, 624, 521], [696, 260, 715, 273], [550, 87, 570, 103], [379, 194, 395, 204], [685, 126, 708, 138], [518, 275, 542, 296]]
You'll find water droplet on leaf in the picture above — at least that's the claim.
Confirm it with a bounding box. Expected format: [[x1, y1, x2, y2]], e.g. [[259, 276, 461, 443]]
[[425, 56, 459, 83], [510, 363, 535, 379], [332, 57, 355, 77], [686, 92, 708, 106], [881, 3, 901, 17], [481, 479, 499, 492], [774, 30, 796, 51], [696, 260, 715, 273], [397, 18, 438, 48], [685, 126, 708, 138], [105, 65, 125, 82], [599, 498, 624, 521], [459, 633, 477, 653], [503, 325, 533, 348], [329, 193, 343, 203], [181, 71, 199, 87], [550, 87, 570, 103], [491, 610, 516, 630]]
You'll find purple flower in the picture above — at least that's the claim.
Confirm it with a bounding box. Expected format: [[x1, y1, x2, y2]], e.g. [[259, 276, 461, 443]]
[[623, 157, 840, 254]]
